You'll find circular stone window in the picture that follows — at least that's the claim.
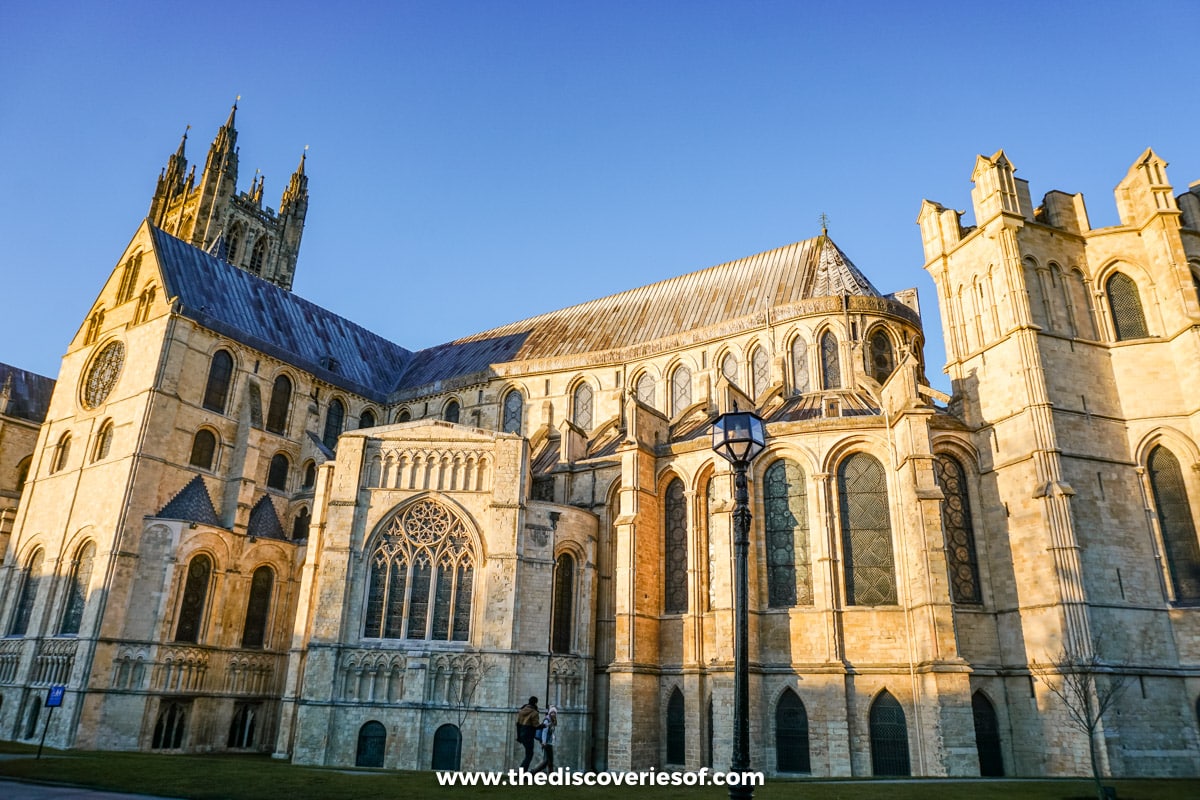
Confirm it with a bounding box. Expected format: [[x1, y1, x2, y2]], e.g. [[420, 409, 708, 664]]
[[82, 341, 125, 409]]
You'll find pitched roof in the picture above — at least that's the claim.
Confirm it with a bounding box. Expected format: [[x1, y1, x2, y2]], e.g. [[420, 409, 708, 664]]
[[247, 495, 287, 541], [150, 226, 411, 400], [156, 475, 222, 526], [0, 362, 55, 423], [389, 236, 881, 391]]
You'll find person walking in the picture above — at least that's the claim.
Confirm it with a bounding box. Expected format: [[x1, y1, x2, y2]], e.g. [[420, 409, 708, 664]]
[[531, 706, 557, 773], [516, 696, 540, 770]]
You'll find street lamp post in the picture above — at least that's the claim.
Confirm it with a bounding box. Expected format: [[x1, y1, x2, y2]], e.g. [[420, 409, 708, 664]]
[[711, 408, 767, 800]]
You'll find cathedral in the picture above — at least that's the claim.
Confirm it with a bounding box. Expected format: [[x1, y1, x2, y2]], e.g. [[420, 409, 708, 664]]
[[0, 105, 1198, 779]]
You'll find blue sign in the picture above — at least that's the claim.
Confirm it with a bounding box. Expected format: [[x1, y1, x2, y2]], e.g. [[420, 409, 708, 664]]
[[46, 685, 65, 708]]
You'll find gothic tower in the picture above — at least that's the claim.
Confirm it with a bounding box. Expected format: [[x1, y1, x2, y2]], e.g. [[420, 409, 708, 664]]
[[147, 103, 308, 290]]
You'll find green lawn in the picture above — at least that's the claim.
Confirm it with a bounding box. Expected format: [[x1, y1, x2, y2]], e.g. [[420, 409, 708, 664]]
[[0, 742, 1195, 800]]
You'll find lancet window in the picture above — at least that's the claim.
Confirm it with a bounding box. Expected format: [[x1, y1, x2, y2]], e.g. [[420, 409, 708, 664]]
[[363, 499, 477, 641], [502, 389, 523, 433], [933, 454, 982, 604], [764, 458, 812, 607], [1106, 271, 1149, 340]]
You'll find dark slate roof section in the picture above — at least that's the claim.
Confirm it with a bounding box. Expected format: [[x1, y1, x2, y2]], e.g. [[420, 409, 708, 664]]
[[247, 495, 287, 541], [156, 475, 222, 526], [767, 391, 881, 423], [0, 362, 55, 423], [150, 227, 412, 401], [390, 332, 530, 393]]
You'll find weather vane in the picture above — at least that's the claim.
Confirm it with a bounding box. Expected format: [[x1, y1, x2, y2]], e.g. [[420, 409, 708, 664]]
[[819, 212, 830, 235]]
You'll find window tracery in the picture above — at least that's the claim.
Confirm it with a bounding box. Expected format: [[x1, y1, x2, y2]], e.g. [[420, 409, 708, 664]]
[[791, 337, 810, 394], [820, 331, 841, 390], [1148, 445, 1200, 602], [868, 329, 895, 383], [174, 554, 212, 643], [751, 346, 769, 398], [502, 389, 523, 433], [636, 372, 656, 407], [363, 499, 476, 641], [671, 366, 692, 416], [933, 454, 982, 604], [839, 453, 896, 605], [1106, 271, 1149, 340], [663, 478, 688, 614], [572, 383, 593, 431], [82, 341, 124, 409], [764, 459, 812, 607], [9, 548, 44, 636], [60, 542, 96, 635]]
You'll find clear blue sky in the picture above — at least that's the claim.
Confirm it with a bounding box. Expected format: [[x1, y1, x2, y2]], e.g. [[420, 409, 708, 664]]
[[2, 1, 1197, 393]]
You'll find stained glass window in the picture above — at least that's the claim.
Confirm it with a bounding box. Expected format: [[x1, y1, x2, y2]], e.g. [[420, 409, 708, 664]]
[[764, 459, 812, 607], [839, 454, 897, 606], [776, 690, 811, 773], [671, 366, 692, 416], [1106, 271, 1149, 340], [869, 330, 896, 383], [933, 455, 982, 604], [706, 475, 720, 611], [59, 542, 96, 635], [791, 337, 810, 394], [573, 383, 593, 431], [820, 331, 841, 390], [203, 350, 234, 413], [266, 375, 291, 434], [1148, 446, 1200, 602], [363, 499, 476, 641], [721, 353, 739, 386], [502, 389, 523, 434], [323, 399, 345, 450], [241, 566, 273, 648], [552, 553, 575, 653], [664, 478, 688, 614], [443, 400, 460, 424], [870, 691, 910, 776], [636, 372, 656, 406], [10, 548, 44, 636], [666, 689, 685, 765], [82, 341, 124, 408], [267, 453, 289, 490], [752, 347, 770, 398], [174, 554, 212, 643], [190, 430, 216, 470]]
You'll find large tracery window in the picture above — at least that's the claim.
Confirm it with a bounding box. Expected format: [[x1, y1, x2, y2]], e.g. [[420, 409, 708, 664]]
[[636, 372, 656, 406], [721, 353, 739, 386], [10, 548, 45, 636], [572, 382, 593, 431], [663, 478, 688, 614], [791, 337, 810, 394], [820, 331, 841, 390], [364, 499, 476, 641], [933, 454, 982, 604], [1148, 445, 1200, 603], [751, 346, 770, 398], [502, 389, 524, 434], [1106, 271, 1149, 340], [869, 329, 896, 383], [241, 566, 274, 648], [764, 459, 812, 607], [839, 453, 897, 606], [249, 238, 267, 275], [59, 541, 96, 635], [671, 365, 692, 416], [174, 554, 212, 643]]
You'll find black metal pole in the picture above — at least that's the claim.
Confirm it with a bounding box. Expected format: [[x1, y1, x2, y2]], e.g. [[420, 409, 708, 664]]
[[37, 704, 53, 759], [730, 460, 753, 800]]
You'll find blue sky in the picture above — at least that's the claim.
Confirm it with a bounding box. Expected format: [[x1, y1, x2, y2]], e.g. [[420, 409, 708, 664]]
[[2, 1, 1197, 393]]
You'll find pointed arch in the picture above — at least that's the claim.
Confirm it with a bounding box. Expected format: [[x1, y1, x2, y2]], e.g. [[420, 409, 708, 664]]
[[59, 541, 96, 635], [1147, 445, 1200, 602], [248, 237, 267, 275], [972, 691, 1004, 776], [551, 552, 575, 653], [174, 553, 213, 643], [502, 388, 524, 434], [790, 334, 810, 395], [572, 380, 594, 431], [819, 330, 841, 389], [763, 458, 812, 607], [635, 370, 657, 407], [203, 349, 234, 413], [266, 373, 292, 434], [92, 419, 114, 462], [666, 688, 686, 765], [869, 690, 911, 776], [226, 222, 244, 264], [9, 547, 45, 636], [241, 565, 274, 648], [751, 344, 770, 398], [267, 453, 290, 490], [839, 453, 896, 606], [775, 689, 811, 773], [52, 433, 72, 473], [663, 476, 688, 614], [720, 351, 739, 387], [323, 398, 345, 450], [1106, 270, 1149, 340], [670, 363, 692, 416], [933, 453, 982, 605], [867, 327, 896, 383]]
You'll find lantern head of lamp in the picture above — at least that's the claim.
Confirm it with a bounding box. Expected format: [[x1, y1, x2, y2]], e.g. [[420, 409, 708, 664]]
[[711, 408, 766, 465]]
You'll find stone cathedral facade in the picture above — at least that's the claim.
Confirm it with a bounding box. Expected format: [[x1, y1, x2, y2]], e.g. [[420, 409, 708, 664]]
[[0, 108, 1198, 780]]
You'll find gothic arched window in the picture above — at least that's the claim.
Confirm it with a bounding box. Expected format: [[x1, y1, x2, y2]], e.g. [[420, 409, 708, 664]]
[[432, 724, 462, 770], [764, 459, 812, 607], [870, 691, 911, 776], [636, 372, 656, 407], [52, 433, 71, 473], [1148, 445, 1200, 602], [267, 453, 289, 490], [551, 553, 575, 653], [791, 336, 810, 394], [135, 285, 157, 325], [59, 541, 96, 635], [302, 461, 316, 489], [443, 400, 460, 424], [839, 453, 897, 606], [776, 689, 811, 773], [228, 702, 258, 748], [16, 456, 31, 493], [249, 238, 267, 275], [359, 409, 376, 429], [671, 365, 692, 416], [1106, 271, 1149, 340], [663, 478, 688, 614], [84, 308, 104, 345], [240, 566, 274, 648], [705, 475, 720, 611], [721, 353, 739, 386], [226, 224, 243, 264], [356, 721, 386, 767], [820, 331, 841, 390], [174, 554, 213, 643], [323, 399, 345, 450], [266, 374, 292, 434], [152, 702, 187, 750], [972, 691, 1004, 776], [9, 548, 45, 636], [92, 420, 113, 462], [397, 408, 412, 423], [502, 389, 524, 434], [751, 346, 770, 398], [117, 254, 141, 304], [292, 506, 311, 540], [363, 499, 476, 641], [869, 329, 896, 383], [934, 454, 982, 604], [666, 688, 686, 765], [190, 429, 217, 470], [572, 382, 593, 431], [203, 350, 234, 413]]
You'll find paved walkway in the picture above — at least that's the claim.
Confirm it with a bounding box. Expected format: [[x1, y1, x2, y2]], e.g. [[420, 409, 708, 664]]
[[0, 778, 179, 799]]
